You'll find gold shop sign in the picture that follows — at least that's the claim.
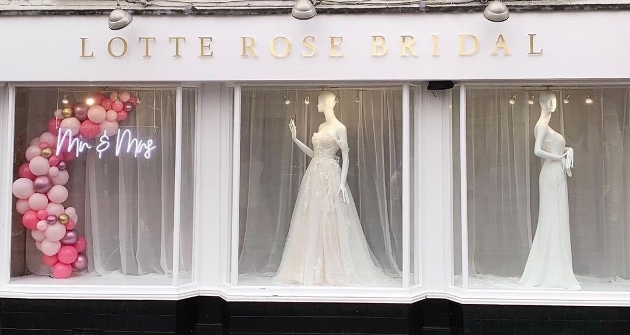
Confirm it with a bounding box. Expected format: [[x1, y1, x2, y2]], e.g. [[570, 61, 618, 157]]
[[79, 34, 543, 58]]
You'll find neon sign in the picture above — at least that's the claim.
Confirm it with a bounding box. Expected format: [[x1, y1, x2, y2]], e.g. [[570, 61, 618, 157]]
[[55, 129, 157, 159]]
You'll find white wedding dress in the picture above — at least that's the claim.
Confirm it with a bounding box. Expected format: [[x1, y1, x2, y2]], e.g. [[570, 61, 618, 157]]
[[519, 126, 581, 290], [274, 132, 389, 286]]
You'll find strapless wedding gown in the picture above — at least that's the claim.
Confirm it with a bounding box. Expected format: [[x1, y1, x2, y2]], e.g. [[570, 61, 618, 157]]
[[274, 132, 389, 286], [519, 126, 581, 290]]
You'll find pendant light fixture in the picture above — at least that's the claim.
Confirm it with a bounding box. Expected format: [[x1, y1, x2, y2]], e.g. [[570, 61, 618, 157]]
[[108, 0, 133, 30], [292, 0, 317, 20], [483, 0, 509, 22]]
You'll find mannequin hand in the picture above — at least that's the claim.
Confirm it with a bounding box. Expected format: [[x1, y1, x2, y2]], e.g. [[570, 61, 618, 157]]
[[562, 157, 573, 177], [337, 184, 350, 203], [289, 119, 297, 141]]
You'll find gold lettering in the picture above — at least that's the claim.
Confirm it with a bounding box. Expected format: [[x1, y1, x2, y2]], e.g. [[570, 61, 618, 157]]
[[329, 36, 343, 57], [270, 37, 291, 58], [371, 35, 387, 56], [169, 37, 186, 58], [138, 37, 156, 58], [458, 34, 479, 56], [107, 37, 128, 58], [432, 35, 439, 56], [491, 34, 510, 55], [80, 37, 94, 58], [199, 37, 214, 57], [302, 36, 316, 58], [528, 33, 543, 55], [400, 35, 417, 57], [241, 37, 257, 57]]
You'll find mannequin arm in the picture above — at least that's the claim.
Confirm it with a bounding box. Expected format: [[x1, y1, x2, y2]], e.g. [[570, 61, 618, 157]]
[[289, 119, 314, 158], [533, 125, 564, 161], [336, 126, 350, 203]]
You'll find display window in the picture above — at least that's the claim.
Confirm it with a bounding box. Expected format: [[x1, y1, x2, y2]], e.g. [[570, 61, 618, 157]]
[[234, 86, 415, 287], [10, 86, 196, 285], [454, 86, 630, 292]]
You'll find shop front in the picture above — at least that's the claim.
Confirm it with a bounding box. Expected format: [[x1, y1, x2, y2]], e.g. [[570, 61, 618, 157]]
[[1, 9, 630, 334]]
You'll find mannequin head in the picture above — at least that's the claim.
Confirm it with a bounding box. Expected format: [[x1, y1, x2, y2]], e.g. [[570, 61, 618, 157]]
[[539, 92, 557, 113], [317, 92, 336, 113]]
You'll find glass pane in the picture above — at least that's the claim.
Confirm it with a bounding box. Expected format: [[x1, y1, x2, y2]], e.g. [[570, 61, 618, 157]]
[[11, 87, 177, 285], [237, 87, 405, 287]]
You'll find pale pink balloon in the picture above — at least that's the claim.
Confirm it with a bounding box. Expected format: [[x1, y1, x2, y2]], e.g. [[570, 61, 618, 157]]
[[53, 109, 63, 119], [51, 170, 69, 186], [99, 120, 119, 137], [87, 105, 107, 123], [16, 199, 30, 214], [65, 207, 77, 217], [119, 92, 131, 102], [31, 229, 46, 242], [41, 239, 61, 256], [35, 240, 42, 251], [28, 193, 49, 210], [45, 202, 65, 216], [45, 223, 66, 241], [106, 110, 118, 122], [36, 220, 48, 231], [40, 132, 57, 148], [47, 185, 68, 204], [30, 137, 41, 146], [70, 215, 79, 226], [29, 156, 51, 176], [109, 92, 118, 101], [59, 117, 81, 136], [12, 178, 34, 199], [48, 166, 59, 177], [25, 145, 42, 161]]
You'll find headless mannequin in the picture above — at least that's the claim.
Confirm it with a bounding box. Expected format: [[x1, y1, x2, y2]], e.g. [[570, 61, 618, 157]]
[[289, 92, 350, 202], [534, 92, 573, 175]]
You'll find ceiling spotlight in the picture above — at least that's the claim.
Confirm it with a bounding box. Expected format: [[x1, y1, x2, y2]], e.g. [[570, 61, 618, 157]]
[[283, 94, 291, 105], [355, 93, 360, 103], [61, 95, 69, 105], [585, 93, 593, 104], [483, 0, 509, 22], [528, 94, 535, 105], [85, 97, 95, 106], [563, 94, 570, 104], [508, 94, 516, 105], [304, 94, 310, 105], [291, 0, 316, 20], [108, 0, 133, 30]]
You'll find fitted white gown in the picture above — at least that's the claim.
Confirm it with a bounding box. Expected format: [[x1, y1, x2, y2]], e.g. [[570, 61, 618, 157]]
[[519, 126, 581, 290], [274, 132, 389, 286]]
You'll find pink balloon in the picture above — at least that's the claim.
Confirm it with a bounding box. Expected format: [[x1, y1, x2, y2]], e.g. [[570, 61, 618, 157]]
[[53, 109, 63, 119], [31, 229, 46, 242], [45, 223, 66, 242], [116, 111, 128, 121], [65, 220, 76, 230], [52, 262, 73, 278], [42, 254, 59, 267], [40, 132, 57, 148], [59, 117, 81, 136], [75, 236, 87, 253], [92, 92, 105, 105], [63, 152, 76, 162], [35, 241, 42, 251], [47, 118, 60, 136], [38, 142, 50, 150], [12, 178, 34, 199], [48, 156, 60, 166], [29, 156, 51, 176], [100, 98, 113, 110], [106, 109, 118, 121], [119, 92, 131, 102], [112, 100, 124, 112], [36, 220, 48, 231], [79, 119, 100, 139], [47, 185, 68, 204], [109, 92, 118, 101], [18, 163, 36, 180], [128, 95, 138, 105], [22, 210, 39, 230], [70, 214, 78, 225], [48, 166, 59, 177], [36, 210, 48, 220], [28, 193, 49, 211], [100, 120, 119, 137], [57, 245, 78, 264], [45, 202, 65, 216], [87, 105, 107, 123], [65, 207, 77, 217], [50, 170, 70, 186], [16, 199, 30, 214], [25, 145, 42, 161]]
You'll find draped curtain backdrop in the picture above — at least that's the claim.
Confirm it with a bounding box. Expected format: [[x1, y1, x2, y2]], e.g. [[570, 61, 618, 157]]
[[238, 88, 404, 278], [19, 88, 180, 279], [467, 88, 630, 281]]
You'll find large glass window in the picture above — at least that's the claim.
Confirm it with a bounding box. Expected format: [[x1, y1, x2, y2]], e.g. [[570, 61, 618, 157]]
[[236, 86, 410, 287], [10, 86, 195, 285], [456, 86, 630, 291]]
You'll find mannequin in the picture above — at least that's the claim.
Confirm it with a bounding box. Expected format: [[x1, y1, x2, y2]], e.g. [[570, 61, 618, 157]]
[[273, 91, 388, 286], [519, 92, 581, 290]]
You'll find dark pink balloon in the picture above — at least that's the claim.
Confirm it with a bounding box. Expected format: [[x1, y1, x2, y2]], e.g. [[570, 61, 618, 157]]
[[38, 142, 50, 150], [52, 262, 73, 278], [48, 156, 60, 166], [33, 175, 53, 193], [112, 100, 124, 112], [79, 119, 100, 139], [22, 210, 38, 230], [123, 101, 135, 113], [128, 95, 138, 105], [42, 254, 59, 267], [75, 236, 87, 253], [61, 229, 79, 245], [100, 98, 113, 110], [57, 161, 67, 171], [72, 253, 88, 271], [18, 163, 36, 180], [116, 111, 128, 121], [47, 118, 60, 136], [36, 210, 48, 220]]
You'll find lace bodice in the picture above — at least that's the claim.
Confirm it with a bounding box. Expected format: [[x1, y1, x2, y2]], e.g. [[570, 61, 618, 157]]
[[312, 132, 349, 159], [541, 126, 566, 156]]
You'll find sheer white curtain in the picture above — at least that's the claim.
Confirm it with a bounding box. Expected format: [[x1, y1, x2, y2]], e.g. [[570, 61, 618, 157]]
[[467, 88, 630, 281], [238, 88, 403, 279], [21, 88, 177, 279]]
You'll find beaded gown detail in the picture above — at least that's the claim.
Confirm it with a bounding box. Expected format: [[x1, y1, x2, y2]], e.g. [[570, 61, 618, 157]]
[[274, 132, 388, 286]]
